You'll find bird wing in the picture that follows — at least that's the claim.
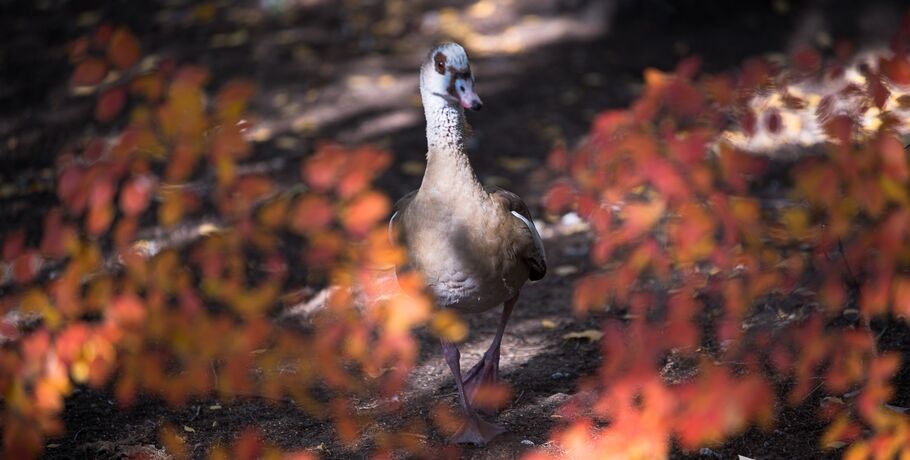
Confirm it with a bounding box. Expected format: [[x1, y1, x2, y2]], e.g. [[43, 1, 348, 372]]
[[486, 186, 547, 281]]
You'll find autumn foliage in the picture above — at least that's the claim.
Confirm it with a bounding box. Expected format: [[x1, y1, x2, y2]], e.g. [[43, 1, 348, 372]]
[[0, 26, 440, 458], [535, 17, 910, 460]]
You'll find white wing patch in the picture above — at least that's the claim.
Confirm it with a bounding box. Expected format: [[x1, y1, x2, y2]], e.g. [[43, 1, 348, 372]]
[[511, 210, 546, 265], [388, 211, 399, 244]]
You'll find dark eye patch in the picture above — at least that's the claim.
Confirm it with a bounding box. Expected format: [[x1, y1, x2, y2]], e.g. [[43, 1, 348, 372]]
[[447, 68, 474, 97]]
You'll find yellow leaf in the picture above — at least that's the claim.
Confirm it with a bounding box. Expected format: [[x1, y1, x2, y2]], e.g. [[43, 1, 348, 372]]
[[431, 310, 467, 342], [541, 319, 557, 329], [881, 176, 909, 206], [71, 360, 90, 383], [562, 329, 604, 342]]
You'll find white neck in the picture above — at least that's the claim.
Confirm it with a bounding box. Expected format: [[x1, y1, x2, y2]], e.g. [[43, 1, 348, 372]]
[[419, 87, 484, 199]]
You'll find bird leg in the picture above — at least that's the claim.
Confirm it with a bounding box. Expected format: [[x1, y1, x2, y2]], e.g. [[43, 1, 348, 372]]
[[440, 339, 506, 445], [462, 294, 517, 416]]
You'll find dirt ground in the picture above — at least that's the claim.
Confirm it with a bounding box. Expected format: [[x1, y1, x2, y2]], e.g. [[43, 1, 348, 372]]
[[3, 0, 910, 458]]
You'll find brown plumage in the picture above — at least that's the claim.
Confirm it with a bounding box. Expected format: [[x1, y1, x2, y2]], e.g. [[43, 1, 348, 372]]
[[389, 43, 546, 445]]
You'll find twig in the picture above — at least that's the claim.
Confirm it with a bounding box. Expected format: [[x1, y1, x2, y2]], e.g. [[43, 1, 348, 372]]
[[837, 239, 859, 288]]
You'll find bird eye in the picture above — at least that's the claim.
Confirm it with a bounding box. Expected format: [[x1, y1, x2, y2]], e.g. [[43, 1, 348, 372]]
[[459, 85, 465, 91], [433, 52, 447, 75]]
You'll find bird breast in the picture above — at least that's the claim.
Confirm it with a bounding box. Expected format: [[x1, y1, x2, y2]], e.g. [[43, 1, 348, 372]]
[[403, 203, 523, 313]]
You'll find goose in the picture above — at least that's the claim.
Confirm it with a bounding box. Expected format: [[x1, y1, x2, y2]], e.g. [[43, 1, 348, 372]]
[[389, 43, 547, 445]]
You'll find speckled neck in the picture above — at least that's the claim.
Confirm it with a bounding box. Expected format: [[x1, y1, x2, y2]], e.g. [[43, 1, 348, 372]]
[[419, 87, 485, 201]]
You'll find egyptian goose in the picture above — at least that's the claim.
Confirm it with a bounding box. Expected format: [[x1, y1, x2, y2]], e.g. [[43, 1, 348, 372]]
[[390, 43, 547, 445]]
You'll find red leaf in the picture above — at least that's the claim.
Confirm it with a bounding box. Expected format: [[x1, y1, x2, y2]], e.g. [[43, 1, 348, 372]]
[[95, 87, 126, 122], [792, 47, 821, 73], [232, 428, 265, 460], [867, 72, 890, 109], [71, 58, 108, 86], [765, 109, 782, 134], [665, 79, 704, 117], [878, 134, 908, 182], [93, 24, 113, 46], [667, 131, 707, 164], [2, 229, 25, 261], [880, 55, 910, 86], [544, 181, 576, 214], [548, 145, 568, 171], [13, 250, 40, 284], [289, 195, 334, 233], [675, 56, 702, 79], [40, 209, 75, 258], [58, 165, 87, 213], [89, 179, 116, 208], [69, 36, 90, 60], [107, 27, 140, 70]]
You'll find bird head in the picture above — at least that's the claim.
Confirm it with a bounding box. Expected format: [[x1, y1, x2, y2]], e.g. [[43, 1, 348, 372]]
[[420, 42, 483, 111]]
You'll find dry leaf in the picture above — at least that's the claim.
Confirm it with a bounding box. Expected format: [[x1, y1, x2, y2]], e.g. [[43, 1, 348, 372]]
[[541, 319, 557, 329], [562, 329, 604, 342]]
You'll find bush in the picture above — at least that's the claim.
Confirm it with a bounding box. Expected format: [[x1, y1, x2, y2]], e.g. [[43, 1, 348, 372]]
[[535, 21, 910, 459]]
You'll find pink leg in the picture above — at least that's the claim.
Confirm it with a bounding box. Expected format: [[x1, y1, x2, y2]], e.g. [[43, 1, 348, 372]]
[[462, 294, 517, 416], [440, 340, 506, 445]]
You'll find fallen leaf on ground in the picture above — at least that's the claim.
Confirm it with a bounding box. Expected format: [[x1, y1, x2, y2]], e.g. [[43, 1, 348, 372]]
[[562, 329, 603, 342], [541, 319, 557, 329], [554, 265, 579, 276]]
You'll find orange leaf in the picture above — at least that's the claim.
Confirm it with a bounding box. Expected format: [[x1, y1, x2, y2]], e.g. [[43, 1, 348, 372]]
[[107, 27, 140, 70], [342, 191, 390, 236], [86, 203, 114, 236], [471, 383, 512, 411], [431, 309, 468, 342], [303, 147, 346, 192], [120, 175, 156, 216], [893, 276, 910, 318], [215, 80, 255, 121], [130, 73, 164, 101], [110, 294, 147, 327], [622, 199, 665, 240]]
